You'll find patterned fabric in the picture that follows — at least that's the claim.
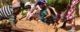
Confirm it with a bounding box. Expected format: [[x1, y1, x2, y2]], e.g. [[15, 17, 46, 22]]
[[0, 5, 14, 18], [0, 5, 15, 21], [66, 0, 79, 20], [39, 9, 48, 21], [9, 15, 16, 22]]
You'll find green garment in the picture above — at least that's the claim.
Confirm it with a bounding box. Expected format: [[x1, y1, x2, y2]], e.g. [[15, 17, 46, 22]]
[[39, 9, 48, 21]]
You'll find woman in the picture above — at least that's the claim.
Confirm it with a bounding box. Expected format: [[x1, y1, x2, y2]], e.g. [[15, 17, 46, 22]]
[[61, 0, 79, 32], [0, 0, 21, 31], [35, 3, 58, 31], [36, 1, 54, 24]]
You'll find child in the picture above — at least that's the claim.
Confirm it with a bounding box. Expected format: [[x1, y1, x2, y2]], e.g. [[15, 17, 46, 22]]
[[22, 1, 31, 19], [20, 1, 38, 20], [25, 1, 41, 20], [24, 2, 33, 20]]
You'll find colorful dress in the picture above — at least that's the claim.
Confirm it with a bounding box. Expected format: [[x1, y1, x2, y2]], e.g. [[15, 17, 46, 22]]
[[66, 0, 79, 21]]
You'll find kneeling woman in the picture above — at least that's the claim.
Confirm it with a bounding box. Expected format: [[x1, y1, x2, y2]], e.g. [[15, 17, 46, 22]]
[[36, 1, 57, 25]]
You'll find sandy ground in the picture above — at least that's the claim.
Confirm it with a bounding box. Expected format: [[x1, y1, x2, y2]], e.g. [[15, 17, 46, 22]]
[[14, 13, 80, 32]]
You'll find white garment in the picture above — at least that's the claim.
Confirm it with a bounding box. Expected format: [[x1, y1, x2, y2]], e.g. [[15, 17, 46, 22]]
[[25, 2, 31, 6]]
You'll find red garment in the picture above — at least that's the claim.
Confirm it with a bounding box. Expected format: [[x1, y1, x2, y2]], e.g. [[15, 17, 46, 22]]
[[66, 0, 79, 20]]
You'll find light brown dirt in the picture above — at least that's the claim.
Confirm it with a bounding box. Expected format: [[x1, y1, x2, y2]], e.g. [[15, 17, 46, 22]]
[[15, 13, 80, 32]]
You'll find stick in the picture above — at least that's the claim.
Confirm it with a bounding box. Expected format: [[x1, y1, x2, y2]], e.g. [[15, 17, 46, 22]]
[[19, 16, 26, 20]]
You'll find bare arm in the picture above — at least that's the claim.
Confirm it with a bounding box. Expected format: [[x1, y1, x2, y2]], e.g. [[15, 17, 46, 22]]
[[45, 8, 51, 18]]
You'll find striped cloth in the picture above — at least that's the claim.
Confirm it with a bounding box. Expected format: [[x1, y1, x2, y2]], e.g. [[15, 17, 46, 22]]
[[66, 0, 79, 20], [0, 5, 14, 19]]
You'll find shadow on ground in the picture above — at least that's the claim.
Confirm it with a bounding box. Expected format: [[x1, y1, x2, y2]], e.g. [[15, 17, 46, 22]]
[[61, 25, 80, 31]]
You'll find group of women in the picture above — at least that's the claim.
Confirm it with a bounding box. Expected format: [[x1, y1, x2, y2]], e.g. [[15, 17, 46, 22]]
[[0, 0, 80, 32]]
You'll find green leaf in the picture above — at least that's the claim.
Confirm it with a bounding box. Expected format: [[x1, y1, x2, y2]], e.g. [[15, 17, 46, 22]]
[[46, 0, 55, 6]]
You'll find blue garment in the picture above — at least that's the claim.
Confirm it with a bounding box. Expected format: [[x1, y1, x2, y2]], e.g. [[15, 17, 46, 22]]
[[35, 1, 44, 6], [39, 9, 48, 22], [38, 0, 45, 2], [48, 15, 57, 21], [39, 8, 57, 25]]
